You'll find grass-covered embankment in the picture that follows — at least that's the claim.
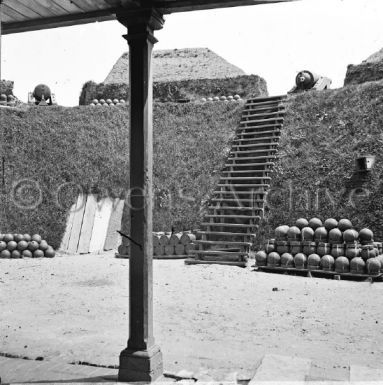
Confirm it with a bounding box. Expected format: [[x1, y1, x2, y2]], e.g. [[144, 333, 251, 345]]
[[258, 80, 383, 245], [0, 102, 242, 248]]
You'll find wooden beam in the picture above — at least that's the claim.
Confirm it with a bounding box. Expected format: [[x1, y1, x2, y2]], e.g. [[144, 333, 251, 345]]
[[1, 9, 117, 34]]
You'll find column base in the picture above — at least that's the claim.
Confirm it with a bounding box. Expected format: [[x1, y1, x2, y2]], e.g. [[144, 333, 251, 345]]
[[118, 345, 163, 382]]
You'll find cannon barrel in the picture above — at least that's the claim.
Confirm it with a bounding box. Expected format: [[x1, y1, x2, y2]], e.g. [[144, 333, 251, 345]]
[[295, 70, 320, 90]]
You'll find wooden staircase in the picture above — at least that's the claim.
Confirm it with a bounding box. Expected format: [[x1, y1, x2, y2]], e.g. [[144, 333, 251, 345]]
[[185, 95, 286, 267]]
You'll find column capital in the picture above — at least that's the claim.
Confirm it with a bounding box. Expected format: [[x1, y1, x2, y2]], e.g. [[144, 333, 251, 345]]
[[116, 8, 164, 31]]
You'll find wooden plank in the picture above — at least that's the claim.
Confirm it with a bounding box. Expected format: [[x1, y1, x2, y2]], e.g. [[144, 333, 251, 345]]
[[77, 194, 97, 254], [67, 194, 87, 254], [15, 0, 58, 17], [184, 259, 247, 267], [89, 197, 113, 253], [5, 1, 42, 19], [104, 198, 124, 251], [58, 199, 78, 252]]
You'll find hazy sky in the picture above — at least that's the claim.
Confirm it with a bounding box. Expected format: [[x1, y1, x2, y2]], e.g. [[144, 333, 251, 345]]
[[2, 0, 382, 106]]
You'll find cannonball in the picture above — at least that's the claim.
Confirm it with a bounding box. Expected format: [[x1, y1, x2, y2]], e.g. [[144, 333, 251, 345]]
[[359, 228, 374, 243], [201, 98, 207, 102], [301, 227, 314, 241], [220, 96, 227, 101], [119, 99, 126, 104], [7, 241, 17, 251], [294, 253, 307, 269], [227, 95, 234, 101], [338, 218, 353, 232], [213, 96, 220, 102], [31, 234, 42, 243], [0, 94, 7, 101], [33, 249, 44, 258], [335, 256, 350, 273], [275, 225, 289, 240], [115, 103, 121, 106], [314, 227, 328, 242], [23, 234, 31, 242], [89, 103, 96, 106], [287, 226, 301, 241], [14, 234, 24, 242], [320, 255, 335, 270], [28, 241, 39, 252], [109, 103, 115, 107], [0, 234, 4, 241], [324, 218, 338, 231], [106, 99, 113, 104], [329, 228, 343, 243], [207, 97, 213, 102], [11, 250, 21, 259], [113, 99, 119, 104], [255, 250, 267, 266], [343, 229, 359, 243], [99, 99, 106, 105], [234, 94, 241, 100], [308, 217, 322, 230], [267, 251, 281, 266], [17, 240, 28, 251], [350, 257, 366, 274], [308, 253, 321, 269], [96, 103, 102, 106], [3, 233, 14, 242], [0, 249, 11, 259], [366, 258, 381, 275], [0, 241, 7, 251], [39, 240, 49, 251], [22, 250, 33, 258], [281, 252, 294, 267], [44, 247, 56, 258], [295, 218, 309, 229], [92, 99, 99, 104]]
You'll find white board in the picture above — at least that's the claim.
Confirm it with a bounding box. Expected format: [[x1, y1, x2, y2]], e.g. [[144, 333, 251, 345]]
[[59, 199, 77, 251], [77, 194, 97, 254], [89, 198, 114, 253], [67, 194, 86, 254]]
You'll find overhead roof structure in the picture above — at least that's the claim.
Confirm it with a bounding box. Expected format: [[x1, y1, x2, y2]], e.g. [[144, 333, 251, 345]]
[[1, 0, 296, 34]]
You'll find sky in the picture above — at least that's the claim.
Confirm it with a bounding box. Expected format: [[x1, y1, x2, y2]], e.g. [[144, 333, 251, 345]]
[[1, 0, 382, 106]]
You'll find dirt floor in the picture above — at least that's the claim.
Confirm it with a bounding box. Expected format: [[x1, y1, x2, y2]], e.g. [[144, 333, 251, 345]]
[[1, 252, 383, 380]]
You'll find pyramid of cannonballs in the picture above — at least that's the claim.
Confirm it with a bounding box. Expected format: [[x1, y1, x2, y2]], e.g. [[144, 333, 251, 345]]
[[0, 233, 55, 259], [256, 218, 383, 276], [89, 98, 126, 106]]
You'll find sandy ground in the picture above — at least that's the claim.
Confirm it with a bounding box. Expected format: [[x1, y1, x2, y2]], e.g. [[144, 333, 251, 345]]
[[1, 252, 383, 380]]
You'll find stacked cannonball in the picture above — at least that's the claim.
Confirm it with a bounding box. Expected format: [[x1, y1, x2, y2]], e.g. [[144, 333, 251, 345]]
[[0, 233, 55, 259], [201, 95, 242, 103], [256, 218, 383, 276], [89, 98, 126, 107]]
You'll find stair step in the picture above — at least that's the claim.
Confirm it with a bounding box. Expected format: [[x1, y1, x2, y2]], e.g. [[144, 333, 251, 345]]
[[197, 230, 255, 237], [201, 222, 257, 228], [237, 127, 282, 136], [246, 95, 286, 103], [219, 176, 271, 181], [232, 142, 279, 148], [243, 105, 285, 114], [205, 214, 261, 219], [194, 240, 252, 246], [229, 149, 278, 156], [224, 162, 274, 168], [210, 198, 264, 203], [213, 190, 266, 195], [242, 111, 285, 119], [208, 206, 263, 212], [233, 135, 280, 142], [217, 183, 269, 188], [245, 100, 284, 108], [240, 117, 284, 125], [221, 169, 270, 174]]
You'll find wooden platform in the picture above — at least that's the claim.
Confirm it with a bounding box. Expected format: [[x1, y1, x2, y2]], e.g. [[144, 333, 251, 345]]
[[185, 258, 247, 267], [255, 265, 383, 281]]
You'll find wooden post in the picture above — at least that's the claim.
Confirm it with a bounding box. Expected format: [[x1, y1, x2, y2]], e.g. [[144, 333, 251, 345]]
[[0, 0, 3, 85], [117, 8, 164, 383]]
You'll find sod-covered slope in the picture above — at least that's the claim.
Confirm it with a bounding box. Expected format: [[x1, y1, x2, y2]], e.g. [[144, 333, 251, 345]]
[[0, 103, 242, 249], [259, 80, 383, 246]]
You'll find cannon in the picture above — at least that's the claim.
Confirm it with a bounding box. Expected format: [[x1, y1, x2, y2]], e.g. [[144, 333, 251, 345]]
[[28, 84, 57, 106], [289, 70, 331, 93]]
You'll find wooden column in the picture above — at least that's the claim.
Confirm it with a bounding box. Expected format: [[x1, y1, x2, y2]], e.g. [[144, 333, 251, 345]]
[[117, 8, 164, 383], [0, 0, 3, 84]]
